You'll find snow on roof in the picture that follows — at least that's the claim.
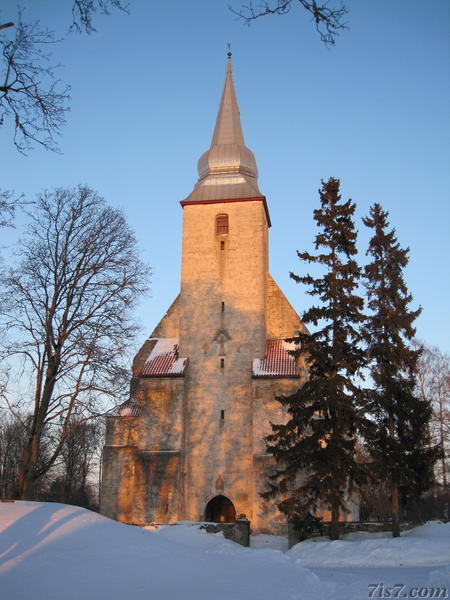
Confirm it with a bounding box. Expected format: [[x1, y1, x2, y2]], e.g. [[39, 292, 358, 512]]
[[140, 338, 187, 377], [252, 339, 299, 378], [108, 399, 140, 418]]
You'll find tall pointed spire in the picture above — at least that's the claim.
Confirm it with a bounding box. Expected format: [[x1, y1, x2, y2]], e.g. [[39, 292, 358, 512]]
[[210, 52, 245, 149], [184, 54, 262, 202]]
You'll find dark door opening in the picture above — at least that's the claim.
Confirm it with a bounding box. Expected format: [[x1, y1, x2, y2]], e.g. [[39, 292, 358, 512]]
[[204, 495, 236, 523]]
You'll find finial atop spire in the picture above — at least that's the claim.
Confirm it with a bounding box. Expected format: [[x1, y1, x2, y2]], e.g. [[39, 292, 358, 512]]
[[227, 43, 232, 73], [183, 55, 261, 202]]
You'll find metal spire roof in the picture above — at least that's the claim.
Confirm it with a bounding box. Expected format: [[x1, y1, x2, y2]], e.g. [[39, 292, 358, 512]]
[[184, 54, 262, 202], [210, 55, 245, 148]]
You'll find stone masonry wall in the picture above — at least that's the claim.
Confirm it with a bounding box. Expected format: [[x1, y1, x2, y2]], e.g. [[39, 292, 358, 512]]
[[101, 445, 137, 522], [266, 274, 306, 339], [133, 450, 181, 523], [178, 200, 269, 522], [133, 377, 185, 451], [100, 199, 312, 533], [252, 378, 300, 534]]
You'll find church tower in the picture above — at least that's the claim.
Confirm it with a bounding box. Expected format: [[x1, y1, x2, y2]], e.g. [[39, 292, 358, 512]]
[[100, 55, 307, 533]]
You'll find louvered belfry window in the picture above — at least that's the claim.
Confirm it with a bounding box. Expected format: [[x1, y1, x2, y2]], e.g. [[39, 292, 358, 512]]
[[216, 214, 229, 235]]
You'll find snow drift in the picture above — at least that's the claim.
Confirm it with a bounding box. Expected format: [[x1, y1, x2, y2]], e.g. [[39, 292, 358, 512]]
[[0, 501, 448, 600]]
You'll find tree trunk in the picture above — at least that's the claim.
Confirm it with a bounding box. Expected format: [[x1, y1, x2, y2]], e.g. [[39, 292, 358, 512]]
[[389, 412, 401, 537], [391, 482, 400, 537], [329, 500, 340, 540], [16, 433, 40, 500]]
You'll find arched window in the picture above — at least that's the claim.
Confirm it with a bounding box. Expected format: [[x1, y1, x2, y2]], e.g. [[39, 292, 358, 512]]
[[216, 214, 229, 236]]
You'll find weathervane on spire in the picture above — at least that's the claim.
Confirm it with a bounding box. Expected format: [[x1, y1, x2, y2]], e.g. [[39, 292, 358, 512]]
[[227, 42, 232, 59]]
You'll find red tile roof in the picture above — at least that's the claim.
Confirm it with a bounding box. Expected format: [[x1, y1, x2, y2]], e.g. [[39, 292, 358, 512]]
[[252, 339, 299, 378], [140, 338, 188, 377], [109, 399, 140, 417]]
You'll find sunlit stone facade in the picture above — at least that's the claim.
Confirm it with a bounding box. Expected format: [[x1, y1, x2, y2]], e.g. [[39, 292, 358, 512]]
[[100, 57, 310, 533]]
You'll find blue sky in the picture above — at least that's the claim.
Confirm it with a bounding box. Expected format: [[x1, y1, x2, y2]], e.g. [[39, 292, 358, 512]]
[[2, 0, 449, 355]]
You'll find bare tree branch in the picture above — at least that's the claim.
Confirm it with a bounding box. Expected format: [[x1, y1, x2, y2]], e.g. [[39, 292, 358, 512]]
[[230, 0, 348, 46], [0, 189, 23, 229], [1, 2, 129, 153], [0, 13, 70, 153], [71, 0, 129, 34]]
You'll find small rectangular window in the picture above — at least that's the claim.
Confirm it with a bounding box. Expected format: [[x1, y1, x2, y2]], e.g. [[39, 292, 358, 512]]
[[221, 302, 225, 312], [220, 410, 225, 420], [220, 358, 225, 369], [220, 241, 225, 250], [216, 214, 229, 235]]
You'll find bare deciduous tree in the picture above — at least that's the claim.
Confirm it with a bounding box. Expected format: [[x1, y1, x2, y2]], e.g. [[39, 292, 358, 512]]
[[416, 343, 450, 490], [0, 185, 150, 499], [0, 411, 54, 499], [1, 1, 128, 152], [230, 0, 348, 46], [47, 419, 102, 508], [0, 412, 28, 498]]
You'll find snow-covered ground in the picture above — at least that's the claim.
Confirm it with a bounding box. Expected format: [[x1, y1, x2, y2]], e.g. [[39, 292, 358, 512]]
[[0, 502, 448, 600]]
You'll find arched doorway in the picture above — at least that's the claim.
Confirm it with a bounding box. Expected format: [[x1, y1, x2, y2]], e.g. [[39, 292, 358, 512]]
[[204, 495, 236, 523]]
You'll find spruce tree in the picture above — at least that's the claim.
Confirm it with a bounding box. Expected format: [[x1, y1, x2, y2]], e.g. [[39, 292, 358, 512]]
[[362, 203, 435, 537], [263, 177, 368, 540]]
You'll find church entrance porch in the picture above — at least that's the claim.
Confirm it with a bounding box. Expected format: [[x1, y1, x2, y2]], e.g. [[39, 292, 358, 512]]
[[204, 495, 236, 523]]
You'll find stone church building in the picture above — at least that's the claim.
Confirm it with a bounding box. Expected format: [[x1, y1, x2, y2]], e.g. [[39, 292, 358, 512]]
[[100, 56, 310, 534]]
